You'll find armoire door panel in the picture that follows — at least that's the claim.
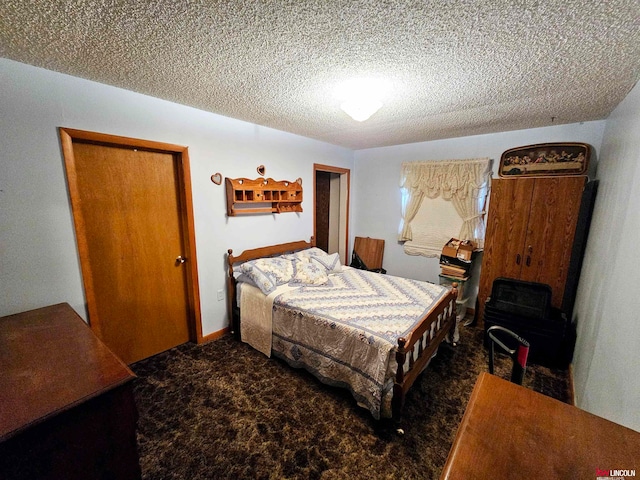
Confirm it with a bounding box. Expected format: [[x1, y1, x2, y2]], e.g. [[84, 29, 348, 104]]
[[478, 175, 588, 323], [477, 179, 534, 319], [520, 176, 585, 308]]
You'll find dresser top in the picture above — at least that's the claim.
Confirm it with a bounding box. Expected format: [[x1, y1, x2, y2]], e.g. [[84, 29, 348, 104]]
[[441, 372, 640, 479], [0, 303, 135, 441]]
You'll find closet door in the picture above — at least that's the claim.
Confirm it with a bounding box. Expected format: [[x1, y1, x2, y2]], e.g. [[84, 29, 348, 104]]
[[61, 128, 201, 364], [477, 178, 534, 319], [519, 176, 586, 309]]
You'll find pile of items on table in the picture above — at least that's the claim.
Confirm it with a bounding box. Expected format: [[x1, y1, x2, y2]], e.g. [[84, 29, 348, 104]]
[[439, 238, 475, 279]]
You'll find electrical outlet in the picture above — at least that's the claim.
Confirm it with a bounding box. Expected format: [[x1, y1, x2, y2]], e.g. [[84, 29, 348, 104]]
[[217, 289, 224, 301]]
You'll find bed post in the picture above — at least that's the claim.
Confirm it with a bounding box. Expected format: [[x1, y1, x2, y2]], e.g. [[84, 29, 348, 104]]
[[227, 249, 240, 339], [449, 283, 459, 344], [392, 337, 408, 431]]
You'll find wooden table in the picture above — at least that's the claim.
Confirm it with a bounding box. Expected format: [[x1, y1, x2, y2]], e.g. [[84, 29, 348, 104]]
[[441, 372, 640, 479], [0, 303, 141, 480]]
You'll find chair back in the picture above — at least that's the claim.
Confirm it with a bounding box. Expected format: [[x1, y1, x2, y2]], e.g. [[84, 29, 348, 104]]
[[487, 325, 530, 385], [353, 237, 384, 271]]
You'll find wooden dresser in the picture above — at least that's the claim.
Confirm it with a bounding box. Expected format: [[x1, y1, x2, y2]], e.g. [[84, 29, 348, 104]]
[[0, 303, 141, 480]]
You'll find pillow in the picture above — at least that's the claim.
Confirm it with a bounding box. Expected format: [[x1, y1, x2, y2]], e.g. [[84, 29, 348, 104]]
[[307, 247, 329, 256], [289, 261, 330, 286], [292, 247, 328, 259], [235, 273, 259, 288], [239, 267, 276, 295], [281, 253, 309, 262], [311, 252, 342, 274], [240, 257, 294, 294]]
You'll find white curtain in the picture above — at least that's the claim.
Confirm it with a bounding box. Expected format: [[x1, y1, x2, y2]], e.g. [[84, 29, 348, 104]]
[[399, 157, 492, 256]]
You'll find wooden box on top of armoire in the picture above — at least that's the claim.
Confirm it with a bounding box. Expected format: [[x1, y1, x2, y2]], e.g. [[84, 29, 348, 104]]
[[477, 175, 597, 323]]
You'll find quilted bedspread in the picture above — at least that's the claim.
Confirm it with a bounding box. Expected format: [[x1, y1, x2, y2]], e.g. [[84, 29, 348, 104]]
[[270, 266, 448, 419]]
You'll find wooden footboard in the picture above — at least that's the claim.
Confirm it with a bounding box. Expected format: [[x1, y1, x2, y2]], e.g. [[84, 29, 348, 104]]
[[392, 285, 458, 424]]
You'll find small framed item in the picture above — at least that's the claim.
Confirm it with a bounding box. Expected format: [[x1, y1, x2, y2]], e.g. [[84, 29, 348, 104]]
[[499, 142, 591, 177]]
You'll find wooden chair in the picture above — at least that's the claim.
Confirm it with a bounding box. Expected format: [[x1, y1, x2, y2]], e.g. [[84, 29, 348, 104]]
[[351, 237, 386, 273], [487, 325, 530, 385]]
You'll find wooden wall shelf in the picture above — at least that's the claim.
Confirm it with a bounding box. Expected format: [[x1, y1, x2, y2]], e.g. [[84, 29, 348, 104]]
[[226, 177, 303, 216]]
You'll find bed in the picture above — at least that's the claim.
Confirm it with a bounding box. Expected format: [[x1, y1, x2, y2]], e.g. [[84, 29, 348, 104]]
[[226, 238, 458, 426]]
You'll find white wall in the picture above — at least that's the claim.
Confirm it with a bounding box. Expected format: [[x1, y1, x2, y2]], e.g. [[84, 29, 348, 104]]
[[572, 82, 640, 432], [0, 59, 353, 336], [352, 121, 606, 306], [3, 57, 638, 432]]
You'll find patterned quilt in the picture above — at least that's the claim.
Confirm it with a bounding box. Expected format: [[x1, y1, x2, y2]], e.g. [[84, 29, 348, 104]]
[[270, 267, 448, 419]]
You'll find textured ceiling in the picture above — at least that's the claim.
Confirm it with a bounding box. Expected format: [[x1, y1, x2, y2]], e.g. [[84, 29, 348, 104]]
[[2, 0, 639, 149]]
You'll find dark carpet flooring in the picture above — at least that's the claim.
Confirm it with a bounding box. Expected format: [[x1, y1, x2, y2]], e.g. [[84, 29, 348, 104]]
[[130, 322, 570, 480]]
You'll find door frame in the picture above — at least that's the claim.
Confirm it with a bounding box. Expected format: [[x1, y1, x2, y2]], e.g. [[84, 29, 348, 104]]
[[313, 164, 350, 264], [59, 127, 203, 344]]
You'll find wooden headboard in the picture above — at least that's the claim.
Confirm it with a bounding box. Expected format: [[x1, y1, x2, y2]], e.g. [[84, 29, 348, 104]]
[[226, 237, 315, 337]]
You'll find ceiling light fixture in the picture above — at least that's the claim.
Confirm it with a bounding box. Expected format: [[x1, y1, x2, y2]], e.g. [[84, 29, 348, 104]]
[[340, 98, 383, 122], [335, 78, 391, 122]]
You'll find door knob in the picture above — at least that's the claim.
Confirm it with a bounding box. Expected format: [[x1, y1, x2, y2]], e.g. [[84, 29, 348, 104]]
[[176, 255, 187, 265]]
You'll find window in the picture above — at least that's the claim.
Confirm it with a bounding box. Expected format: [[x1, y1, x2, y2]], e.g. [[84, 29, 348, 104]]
[[399, 158, 492, 257]]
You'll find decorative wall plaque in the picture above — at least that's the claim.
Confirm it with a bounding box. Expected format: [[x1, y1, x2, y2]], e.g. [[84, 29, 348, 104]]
[[499, 143, 590, 177]]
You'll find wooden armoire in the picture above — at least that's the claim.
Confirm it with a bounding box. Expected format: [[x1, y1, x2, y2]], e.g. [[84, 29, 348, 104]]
[[478, 175, 596, 322]]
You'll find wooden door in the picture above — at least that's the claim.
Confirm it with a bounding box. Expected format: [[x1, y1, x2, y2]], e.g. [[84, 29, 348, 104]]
[[477, 178, 533, 319], [313, 164, 351, 264], [61, 129, 201, 364], [519, 176, 585, 308]]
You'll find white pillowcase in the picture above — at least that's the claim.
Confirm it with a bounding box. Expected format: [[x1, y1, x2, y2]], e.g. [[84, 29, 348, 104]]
[[240, 257, 294, 294], [287, 247, 328, 261], [234, 249, 335, 294], [311, 252, 342, 274], [289, 261, 330, 286]]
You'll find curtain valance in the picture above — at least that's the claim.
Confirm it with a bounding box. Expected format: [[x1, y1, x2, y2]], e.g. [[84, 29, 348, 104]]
[[399, 157, 492, 254], [400, 158, 492, 200]]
